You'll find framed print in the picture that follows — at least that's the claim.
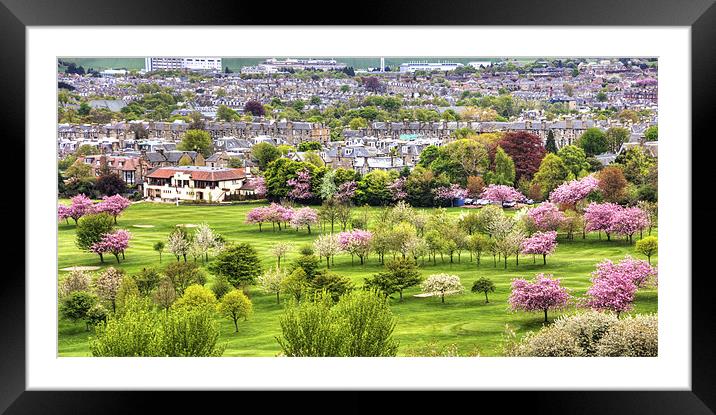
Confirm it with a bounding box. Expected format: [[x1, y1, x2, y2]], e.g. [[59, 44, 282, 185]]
[[2, 0, 713, 413]]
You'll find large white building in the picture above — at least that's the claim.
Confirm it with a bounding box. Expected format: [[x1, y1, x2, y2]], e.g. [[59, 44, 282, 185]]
[[144, 57, 223, 72], [143, 166, 250, 202], [399, 61, 463, 73]]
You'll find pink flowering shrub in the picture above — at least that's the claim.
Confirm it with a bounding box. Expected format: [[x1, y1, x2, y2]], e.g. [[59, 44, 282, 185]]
[[388, 177, 408, 201], [434, 184, 468, 207], [520, 231, 558, 265], [525, 203, 565, 232], [58, 204, 71, 224], [338, 229, 373, 265], [91, 229, 131, 264], [94, 194, 131, 224], [335, 180, 357, 203], [480, 185, 525, 203], [549, 175, 600, 206], [508, 273, 570, 322], [290, 207, 319, 234], [286, 169, 313, 201], [251, 176, 267, 197]]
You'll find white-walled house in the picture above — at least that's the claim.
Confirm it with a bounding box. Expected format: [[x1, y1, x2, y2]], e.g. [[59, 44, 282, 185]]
[[143, 166, 250, 202]]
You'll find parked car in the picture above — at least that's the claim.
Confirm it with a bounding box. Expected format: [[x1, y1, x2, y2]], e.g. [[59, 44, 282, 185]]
[[525, 199, 535, 205], [502, 201, 516, 208]]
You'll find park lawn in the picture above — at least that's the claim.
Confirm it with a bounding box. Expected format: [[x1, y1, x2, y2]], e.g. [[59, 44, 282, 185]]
[[57, 201, 658, 357]]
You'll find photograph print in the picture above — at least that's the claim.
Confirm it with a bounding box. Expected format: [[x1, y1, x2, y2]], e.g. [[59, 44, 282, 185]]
[[56, 56, 659, 357]]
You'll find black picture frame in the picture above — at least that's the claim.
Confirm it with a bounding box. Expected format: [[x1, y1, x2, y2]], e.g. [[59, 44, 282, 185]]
[[1, 0, 711, 413]]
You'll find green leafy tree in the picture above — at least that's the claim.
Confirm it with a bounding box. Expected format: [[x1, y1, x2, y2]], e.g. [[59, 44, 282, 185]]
[[486, 146, 516, 185], [75, 213, 114, 263], [60, 291, 98, 331], [309, 272, 354, 301], [635, 236, 658, 264], [173, 284, 217, 312], [209, 243, 263, 288], [216, 104, 239, 122], [153, 241, 165, 262], [364, 258, 422, 301], [251, 142, 281, 170], [218, 289, 253, 332], [644, 125, 658, 141], [557, 145, 590, 178], [164, 262, 207, 296], [576, 128, 608, 157], [533, 153, 571, 198], [605, 127, 630, 153], [471, 277, 496, 303], [177, 129, 213, 158], [132, 268, 161, 296]]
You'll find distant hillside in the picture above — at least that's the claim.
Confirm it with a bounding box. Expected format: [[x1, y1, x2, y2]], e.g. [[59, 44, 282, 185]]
[[59, 57, 507, 72]]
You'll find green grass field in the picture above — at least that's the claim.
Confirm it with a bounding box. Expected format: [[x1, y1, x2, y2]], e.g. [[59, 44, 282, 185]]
[[58, 201, 657, 357]]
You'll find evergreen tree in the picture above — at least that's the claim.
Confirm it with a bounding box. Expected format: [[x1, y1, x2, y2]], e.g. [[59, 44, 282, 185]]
[[546, 130, 558, 153]]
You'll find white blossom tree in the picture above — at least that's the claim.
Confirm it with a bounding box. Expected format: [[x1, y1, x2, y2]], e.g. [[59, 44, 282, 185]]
[[421, 274, 465, 303], [258, 267, 288, 304], [313, 233, 341, 268], [271, 242, 293, 268]]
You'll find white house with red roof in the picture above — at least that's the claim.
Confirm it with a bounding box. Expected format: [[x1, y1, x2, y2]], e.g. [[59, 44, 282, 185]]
[[143, 166, 251, 202]]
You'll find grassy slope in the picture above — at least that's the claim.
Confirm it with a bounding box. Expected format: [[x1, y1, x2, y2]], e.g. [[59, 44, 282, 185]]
[[58, 202, 657, 357]]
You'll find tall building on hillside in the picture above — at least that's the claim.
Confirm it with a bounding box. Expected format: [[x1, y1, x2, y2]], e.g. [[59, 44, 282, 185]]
[[144, 57, 222, 72]]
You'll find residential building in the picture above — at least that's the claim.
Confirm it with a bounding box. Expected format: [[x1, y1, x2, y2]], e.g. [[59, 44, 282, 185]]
[[143, 166, 250, 202]]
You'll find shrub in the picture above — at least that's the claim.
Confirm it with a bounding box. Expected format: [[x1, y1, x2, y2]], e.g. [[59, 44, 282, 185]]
[[551, 311, 618, 355], [60, 291, 98, 330], [508, 326, 585, 357], [133, 268, 161, 296], [208, 243, 263, 287], [276, 290, 398, 357], [309, 272, 354, 301], [60, 270, 92, 297], [164, 262, 207, 295], [211, 275, 232, 299], [173, 284, 217, 312], [595, 314, 658, 357]]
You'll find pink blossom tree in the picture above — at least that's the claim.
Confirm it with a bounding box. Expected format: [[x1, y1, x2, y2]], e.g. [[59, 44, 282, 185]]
[[246, 206, 270, 232], [338, 229, 373, 265], [264, 203, 294, 231], [388, 177, 408, 202], [584, 202, 622, 241], [68, 194, 94, 225], [508, 273, 571, 323], [290, 207, 319, 234], [608, 206, 650, 243], [480, 185, 526, 204], [548, 175, 600, 207], [252, 176, 267, 198], [286, 169, 313, 201], [93, 194, 131, 224], [525, 203, 565, 232], [334, 180, 357, 203], [520, 231, 558, 265], [434, 184, 468, 207], [58, 204, 71, 224], [592, 256, 658, 289], [584, 258, 647, 317], [91, 229, 131, 264]]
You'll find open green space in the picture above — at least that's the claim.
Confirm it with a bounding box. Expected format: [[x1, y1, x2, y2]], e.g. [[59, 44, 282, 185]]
[[58, 201, 657, 357]]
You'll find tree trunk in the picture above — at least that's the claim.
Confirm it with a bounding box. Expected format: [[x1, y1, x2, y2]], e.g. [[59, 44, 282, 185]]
[[544, 308, 548, 323], [441, 293, 445, 303], [233, 318, 238, 333], [307, 225, 311, 234], [504, 256, 507, 269], [484, 292, 489, 303], [159, 252, 162, 263], [399, 290, 403, 301], [114, 254, 120, 264], [99, 253, 104, 263], [543, 254, 547, 265], [276, 292, 280, 304]]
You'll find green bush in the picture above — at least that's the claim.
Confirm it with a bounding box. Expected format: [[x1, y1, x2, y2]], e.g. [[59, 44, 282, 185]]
[[89, 297, 225, 357], [276, 290, 398, 357]]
